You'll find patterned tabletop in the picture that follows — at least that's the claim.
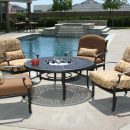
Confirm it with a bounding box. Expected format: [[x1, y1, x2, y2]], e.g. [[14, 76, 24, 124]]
[[24, 56, 95, 73]]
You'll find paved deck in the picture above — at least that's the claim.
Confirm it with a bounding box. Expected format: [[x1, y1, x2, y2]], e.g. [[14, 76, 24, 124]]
[[0, 29, 130, 130]]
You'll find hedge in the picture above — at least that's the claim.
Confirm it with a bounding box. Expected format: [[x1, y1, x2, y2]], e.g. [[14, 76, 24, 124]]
[[37, 16, 130, 27], [1, 14, 130, 31]]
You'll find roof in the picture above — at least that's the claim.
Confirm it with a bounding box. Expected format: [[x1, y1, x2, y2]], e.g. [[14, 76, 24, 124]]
[[72, 0, 130, 12], [72, 0, 104, 11], [33, 5, 52, 12], [33, 0, 130, 12], [10, 0, 36, 3]]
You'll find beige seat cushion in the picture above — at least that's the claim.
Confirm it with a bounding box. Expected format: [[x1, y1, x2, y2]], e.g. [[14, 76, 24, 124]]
[[89, 70, 130, 89], [0, 74, 32, 96], [0, 59, 30, 72]]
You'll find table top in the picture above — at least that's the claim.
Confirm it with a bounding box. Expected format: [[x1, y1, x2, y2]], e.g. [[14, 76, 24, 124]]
[[15, 21, 38, 25], [25, 56, 95, 73]]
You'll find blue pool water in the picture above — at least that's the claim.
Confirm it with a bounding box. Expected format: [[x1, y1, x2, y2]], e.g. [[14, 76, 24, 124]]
[[20, 35, 79, 58]]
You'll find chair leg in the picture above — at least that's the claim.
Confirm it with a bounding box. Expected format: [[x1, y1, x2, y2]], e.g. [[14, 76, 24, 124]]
[[36, 71, 39, 76], [124, 90, 127, 96], [112, 87, 117, 112], [91, 81, 95, 99], [28, 89, 32, 114], [22, 95, 26, 99], [29, 71, 31, 78], [103, 64, 105, 70], [86, 70, 89, 89], [54, 73, 56, 83]]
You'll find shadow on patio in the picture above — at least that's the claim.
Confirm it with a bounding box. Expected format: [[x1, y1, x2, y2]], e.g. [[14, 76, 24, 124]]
[[0, 100, 31, 125], [89, 96, 130, 116]]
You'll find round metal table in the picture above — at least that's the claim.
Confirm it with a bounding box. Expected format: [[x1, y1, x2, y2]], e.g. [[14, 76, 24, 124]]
[[25, 56, 95, 100]]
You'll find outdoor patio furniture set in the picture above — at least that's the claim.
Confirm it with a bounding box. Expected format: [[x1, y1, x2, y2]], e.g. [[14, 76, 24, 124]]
[[15, 20, 38, 32], [25, 56, 95, 101], [0, 35, 130, 114]]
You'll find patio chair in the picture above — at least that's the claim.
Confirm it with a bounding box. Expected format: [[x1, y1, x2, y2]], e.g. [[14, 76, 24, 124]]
[[89, 46, 130, 111], [77, 34, 108, 70], [0, 70, 32, 114], [0, 37, 38, 74], [15, 22, 26, 32]]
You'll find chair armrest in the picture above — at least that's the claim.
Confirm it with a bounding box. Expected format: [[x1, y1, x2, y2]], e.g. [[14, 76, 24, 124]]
[[95, 50, 107, 58], [95, 61, 118, 69], [117, 68, 130, 83], [0, 65, 22, 74], [3, 75, 25, 79], [0, 56, 10, 63], [0, 57, 19, 67], [118, 68, 130, 78], [94, 50, 107, 63], [2, 75, 29, 88], [0, 65, 21, 69], [97, 61, 117, 65]]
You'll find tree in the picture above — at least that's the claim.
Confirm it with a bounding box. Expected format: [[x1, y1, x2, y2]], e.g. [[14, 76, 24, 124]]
[[52, 0, 72, 11], [102, 0, 127, 26]]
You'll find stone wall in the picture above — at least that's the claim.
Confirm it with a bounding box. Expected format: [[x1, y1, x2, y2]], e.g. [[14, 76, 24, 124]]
[[58, 20, 107, 26]]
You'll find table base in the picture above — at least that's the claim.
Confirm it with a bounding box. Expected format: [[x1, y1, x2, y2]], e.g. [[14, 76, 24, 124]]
[[39, 72, 81, 82]]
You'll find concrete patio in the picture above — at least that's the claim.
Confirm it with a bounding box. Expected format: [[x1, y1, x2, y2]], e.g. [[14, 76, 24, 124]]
[[0, 29, 130, 130]]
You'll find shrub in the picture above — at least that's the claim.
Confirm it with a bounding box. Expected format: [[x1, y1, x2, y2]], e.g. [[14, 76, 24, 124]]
[[0, 22, 6, 31], [15, 13, 26, 22], [9, 14, 130, 29]]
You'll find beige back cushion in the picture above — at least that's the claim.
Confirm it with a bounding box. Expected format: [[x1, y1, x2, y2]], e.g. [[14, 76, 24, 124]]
[[5, 50, 24, 60], [115, 46, 130, 73], [78, 48, 98, 57], [123, 46, 130, 62], [0, 37, 21, 63], [115, 60, 130, 72]]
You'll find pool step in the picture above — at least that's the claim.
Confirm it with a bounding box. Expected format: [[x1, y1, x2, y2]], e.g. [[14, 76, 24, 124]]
[[56, 32, 85, 37], [43, 27, 56, 36], [43, 25, 110, 37], [88, 26, 110, 35], [102, 27, 111, 33]]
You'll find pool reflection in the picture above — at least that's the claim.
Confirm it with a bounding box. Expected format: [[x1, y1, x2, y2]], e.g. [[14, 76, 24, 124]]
[[20, 36, 79, 58]]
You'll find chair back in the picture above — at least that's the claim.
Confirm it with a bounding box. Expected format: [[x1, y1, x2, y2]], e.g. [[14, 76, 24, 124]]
[[122, 46, 130, 62], [77, 35, 107, 58], [0, 37, 23, 63]]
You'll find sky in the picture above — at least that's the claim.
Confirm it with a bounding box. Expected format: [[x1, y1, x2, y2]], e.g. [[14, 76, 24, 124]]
[[11, 0, 130, 11], [31, 0, 130, 5], [31, 0, 102, 5]]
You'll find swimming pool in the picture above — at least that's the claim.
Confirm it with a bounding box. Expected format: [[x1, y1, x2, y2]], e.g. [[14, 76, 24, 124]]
[[20, 35, 79, 58]]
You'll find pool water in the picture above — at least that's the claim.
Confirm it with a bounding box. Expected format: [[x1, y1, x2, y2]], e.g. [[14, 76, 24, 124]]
[[20, 35, 79, 58]]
